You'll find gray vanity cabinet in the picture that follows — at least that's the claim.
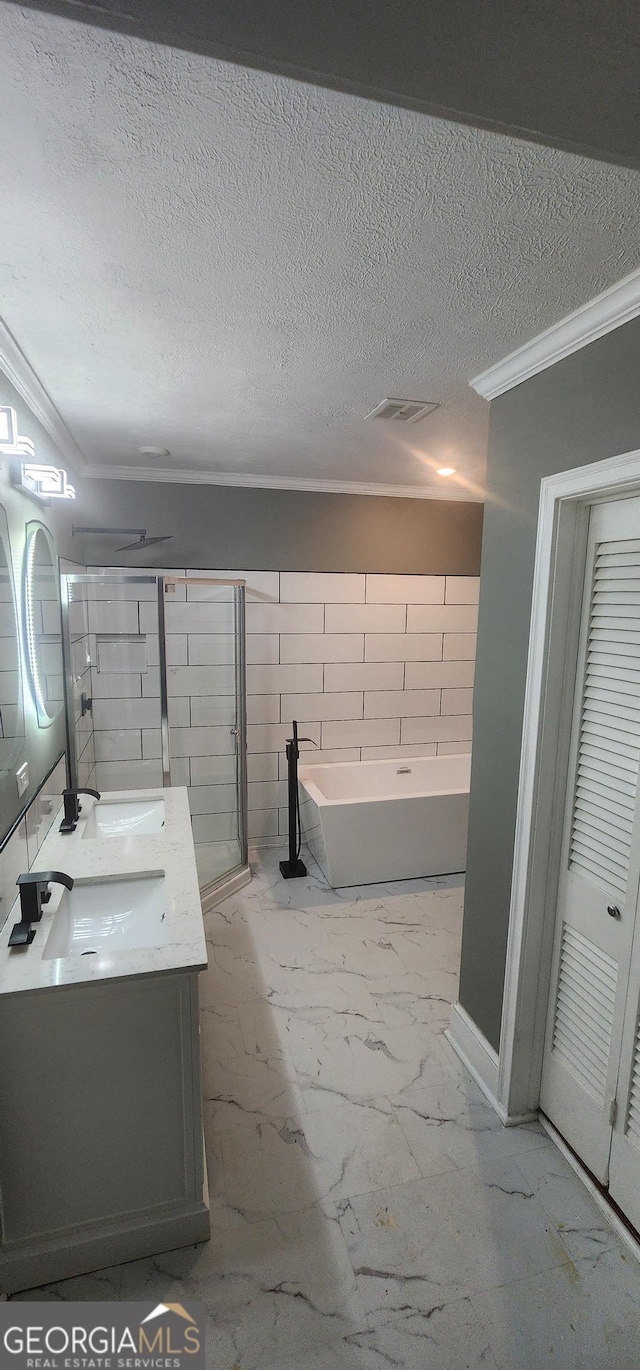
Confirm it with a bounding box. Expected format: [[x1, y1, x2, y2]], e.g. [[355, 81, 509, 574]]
[[0, 970, 209, 1293]]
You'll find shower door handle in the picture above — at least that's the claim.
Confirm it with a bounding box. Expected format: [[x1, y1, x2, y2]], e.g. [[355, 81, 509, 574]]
[[229, 726, 239, 736]]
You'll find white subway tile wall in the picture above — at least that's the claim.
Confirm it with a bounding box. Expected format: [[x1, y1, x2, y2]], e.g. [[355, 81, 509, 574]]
[[245, 571, 477, 841], [84, 570, 478, 849], [280, 634, 363, 664], [325, 603, 406, 634], [365, 574, 445, 604]]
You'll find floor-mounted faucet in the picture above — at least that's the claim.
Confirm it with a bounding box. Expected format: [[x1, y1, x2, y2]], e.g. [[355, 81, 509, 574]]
[[8, 871, 74, 947], [280, 720, 317, 880]]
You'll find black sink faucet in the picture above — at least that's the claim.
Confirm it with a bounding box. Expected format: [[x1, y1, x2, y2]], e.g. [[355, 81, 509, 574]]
[[59, 787, 101, 834], [8, 871, 74, 947]]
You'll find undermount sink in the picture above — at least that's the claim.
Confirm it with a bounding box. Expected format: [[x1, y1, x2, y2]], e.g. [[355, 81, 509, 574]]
[[42, 876, 166, 959], [82, 798, 165, 840]]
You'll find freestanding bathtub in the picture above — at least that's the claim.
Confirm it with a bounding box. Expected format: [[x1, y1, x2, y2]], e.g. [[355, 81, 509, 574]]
[[298, 752, 470, 887]]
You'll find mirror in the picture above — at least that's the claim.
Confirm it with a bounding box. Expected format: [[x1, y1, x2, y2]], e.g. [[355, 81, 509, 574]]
[[0, 505, 24, 774], [22, 523, 64, 727]]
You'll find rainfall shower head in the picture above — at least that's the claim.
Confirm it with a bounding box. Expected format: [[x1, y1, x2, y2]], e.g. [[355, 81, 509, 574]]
[[114, 532, 173, 552], [72, 526, 174, 553]]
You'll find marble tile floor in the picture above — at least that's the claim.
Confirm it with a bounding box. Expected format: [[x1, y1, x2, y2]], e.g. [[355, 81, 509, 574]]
[[12, 847, 640, 1368]]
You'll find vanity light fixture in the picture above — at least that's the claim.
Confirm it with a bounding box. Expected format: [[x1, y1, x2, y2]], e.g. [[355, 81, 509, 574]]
[[436, 466, 457, 476], [20, 463, 76, 500], [0, 406, 35, 458], [1, 407, 75, 499]]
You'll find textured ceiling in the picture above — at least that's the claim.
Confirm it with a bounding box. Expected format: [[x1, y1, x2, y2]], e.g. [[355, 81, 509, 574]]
[[2, 6, 640, 497]]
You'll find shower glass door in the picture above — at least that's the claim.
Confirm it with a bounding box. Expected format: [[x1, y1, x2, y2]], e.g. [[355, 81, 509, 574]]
[[63, 574, 163, 793], [161, 577, 248, 888], [62, 572, 248, 895]]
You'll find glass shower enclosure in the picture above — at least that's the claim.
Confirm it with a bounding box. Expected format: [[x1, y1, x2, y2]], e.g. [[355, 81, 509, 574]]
[[61, 572, 248, 899]]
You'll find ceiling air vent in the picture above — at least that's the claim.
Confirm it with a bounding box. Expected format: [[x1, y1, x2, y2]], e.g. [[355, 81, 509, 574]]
[[364, 397, 440, 425]]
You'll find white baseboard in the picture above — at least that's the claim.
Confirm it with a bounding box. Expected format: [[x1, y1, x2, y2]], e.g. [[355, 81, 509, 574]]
[[0, 1202, 210, 1296], [446, 1002, 500, 1111], [446, 1003, 544, 1126], [540, 1116, 640, 1267]]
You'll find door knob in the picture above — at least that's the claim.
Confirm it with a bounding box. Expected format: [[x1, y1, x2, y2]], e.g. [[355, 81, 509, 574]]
[[607, 905, 622, 919]]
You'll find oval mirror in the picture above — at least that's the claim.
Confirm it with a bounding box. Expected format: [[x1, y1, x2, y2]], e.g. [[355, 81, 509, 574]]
[[0, 505, 24, 773], [23, 523, 63, 727]]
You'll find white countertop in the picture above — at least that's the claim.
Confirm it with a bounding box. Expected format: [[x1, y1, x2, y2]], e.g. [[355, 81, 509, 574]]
[[0, 787, 207, 997]]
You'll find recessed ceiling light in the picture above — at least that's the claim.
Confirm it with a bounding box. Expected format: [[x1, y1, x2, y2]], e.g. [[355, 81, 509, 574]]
[[437, 466, 456, 476], [138, 445, 171, 457]]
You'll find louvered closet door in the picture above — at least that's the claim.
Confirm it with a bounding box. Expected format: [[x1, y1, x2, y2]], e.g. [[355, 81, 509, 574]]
[[541, 496, 640, 1183], [609, 954, 640, 1228], [608, 693, 640, 1230]]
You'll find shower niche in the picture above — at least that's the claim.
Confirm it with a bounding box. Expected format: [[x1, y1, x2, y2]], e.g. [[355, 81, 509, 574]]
[[61, 572, 249, 899]]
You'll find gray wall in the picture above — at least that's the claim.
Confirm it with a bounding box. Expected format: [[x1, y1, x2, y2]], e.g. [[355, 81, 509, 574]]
[[12, 0, 640, 168], [0, 376, 76, 848], [459, 315, 640, 1051], [73, 481, 483, 575]]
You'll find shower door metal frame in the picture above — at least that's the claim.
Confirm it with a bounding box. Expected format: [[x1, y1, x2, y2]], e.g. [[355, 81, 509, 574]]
[[61, 572, 249, 879]]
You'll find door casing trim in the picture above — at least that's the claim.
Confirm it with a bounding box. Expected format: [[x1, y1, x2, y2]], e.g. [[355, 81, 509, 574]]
[[498, 446, 640, 1119]]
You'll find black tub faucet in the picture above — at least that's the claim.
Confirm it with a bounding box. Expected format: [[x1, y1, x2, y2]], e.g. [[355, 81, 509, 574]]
[[8, 871, 74, 947], [60, 787, 101, 834], [280, 720, 318, 881]]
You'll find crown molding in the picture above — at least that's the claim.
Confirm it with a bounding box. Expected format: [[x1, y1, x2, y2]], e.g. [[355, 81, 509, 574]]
[[0, 320, 482, 501], [82, 462, 484, 502], [471, 266, 640, 400], [0, 318, 88, 475]]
